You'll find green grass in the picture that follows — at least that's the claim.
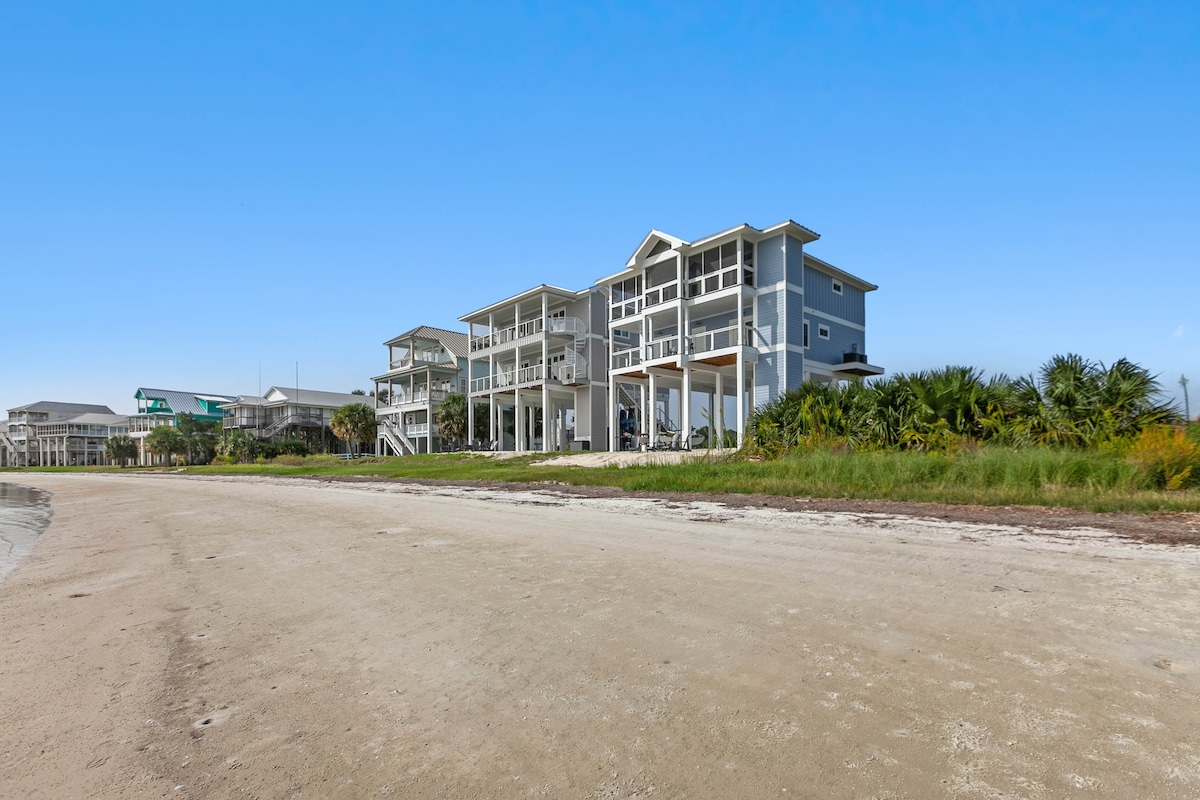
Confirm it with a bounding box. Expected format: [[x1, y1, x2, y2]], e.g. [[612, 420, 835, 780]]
[[7, 447, 1199, 514]]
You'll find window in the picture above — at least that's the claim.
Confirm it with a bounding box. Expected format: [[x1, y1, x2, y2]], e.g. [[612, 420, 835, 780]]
[[803, 321, 809, 348], [818, 324, 830, 340], [832, 280, 843, 295]]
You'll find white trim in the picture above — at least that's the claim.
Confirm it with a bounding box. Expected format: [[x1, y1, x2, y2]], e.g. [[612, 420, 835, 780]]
[[817, 324, 830, 340], [802, 306, 865, 332]]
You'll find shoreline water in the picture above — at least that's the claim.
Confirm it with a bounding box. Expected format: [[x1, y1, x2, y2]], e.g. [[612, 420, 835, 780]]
[[0, 481, 52, 583]]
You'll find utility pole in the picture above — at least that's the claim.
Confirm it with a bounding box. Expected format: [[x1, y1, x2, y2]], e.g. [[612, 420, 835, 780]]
[[1181, 374, 1191, 422]]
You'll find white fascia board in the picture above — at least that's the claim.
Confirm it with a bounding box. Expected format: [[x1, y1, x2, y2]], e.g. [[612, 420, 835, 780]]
[[625, 229, 687, 267], [759, 219, 821, 244], [682, 223, 756, 252], [802, 306, 866, 332], [802, 253, 878, 292], [458, 284, 580, 322]]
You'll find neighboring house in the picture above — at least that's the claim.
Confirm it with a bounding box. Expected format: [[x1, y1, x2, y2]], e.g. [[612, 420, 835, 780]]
[[32, 412, 131, 466], [3, 401, 119, 466], [130, 388, 235, 465], [461, 285, 609, 452], [220, 387, 366, 453], [372, 326, 469, 456], [597, 220, 882, 450]]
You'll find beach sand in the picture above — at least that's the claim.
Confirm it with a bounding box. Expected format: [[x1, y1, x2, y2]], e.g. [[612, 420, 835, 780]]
[[1, 473, 1198, 798]]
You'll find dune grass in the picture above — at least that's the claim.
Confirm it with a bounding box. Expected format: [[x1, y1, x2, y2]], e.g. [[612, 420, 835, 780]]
[[13, 447, 1186, 514]]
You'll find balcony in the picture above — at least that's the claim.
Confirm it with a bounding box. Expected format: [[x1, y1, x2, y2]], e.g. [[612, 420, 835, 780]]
[[612, 346, 641, 369], [469, 319, 546, 353], [689, 323, 743, 355], [405, 423, 430, 437], [388, 352, 457, 371], [643, 280, 679, 309], [645, 336, 680, 361], [686, 266, 742, 299], [381, 389, 449, 408], [831, 350, 884, 377], [469, 364, 545, 394]]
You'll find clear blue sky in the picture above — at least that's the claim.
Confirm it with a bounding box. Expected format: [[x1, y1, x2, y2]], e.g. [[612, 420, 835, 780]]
[[2, 2, 1197, 415]]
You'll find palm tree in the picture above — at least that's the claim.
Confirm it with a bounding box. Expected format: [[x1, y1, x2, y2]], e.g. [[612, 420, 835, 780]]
[[145, 426, 187, 465], [437, 394, 468, 447], [104, 434, 138, 467], [330, 403, 378, 456]]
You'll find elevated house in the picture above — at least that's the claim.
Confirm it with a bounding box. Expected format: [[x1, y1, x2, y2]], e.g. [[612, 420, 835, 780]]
[[373, 326, 469, 456], [597, 221, 882, 450], [221, 387, 366, 453], [3, 401, 120, 467], [461, 285, 609, 452], [130, 388, 235, 465]]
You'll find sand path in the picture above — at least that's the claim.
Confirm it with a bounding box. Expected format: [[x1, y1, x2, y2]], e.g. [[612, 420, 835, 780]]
[[1, 473, 1198, 798]]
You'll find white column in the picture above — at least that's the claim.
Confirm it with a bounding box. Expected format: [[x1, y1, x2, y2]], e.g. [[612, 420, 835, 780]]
[[515, 389, 523, 452], [609, 379, 618, 452], [715, 370, 725, 447], [681, 367, 692, 449], [489, 395, 496, 446], [736, 351, 746, 448], [648, 372, 657, 443]]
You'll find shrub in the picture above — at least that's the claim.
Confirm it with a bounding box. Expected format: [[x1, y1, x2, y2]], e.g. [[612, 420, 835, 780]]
[[1126, 426, 1200, 490], [272, 454, 306, 466]]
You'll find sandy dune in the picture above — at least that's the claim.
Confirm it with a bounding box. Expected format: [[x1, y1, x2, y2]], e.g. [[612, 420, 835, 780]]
[[1, 473, 1198, 799]]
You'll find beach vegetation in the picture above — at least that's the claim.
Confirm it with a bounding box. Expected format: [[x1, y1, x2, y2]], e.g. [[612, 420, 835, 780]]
[[104, 434, 138, 467], [330, 403, 378, 456]]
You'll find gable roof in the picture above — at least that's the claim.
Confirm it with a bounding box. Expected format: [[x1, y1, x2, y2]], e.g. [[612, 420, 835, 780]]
[[626, 229, 687, 267], [8, 400, 115, 415], [134, 388, 236, 417], [383, 326, 470, 359], [261, 387, 368, 408]]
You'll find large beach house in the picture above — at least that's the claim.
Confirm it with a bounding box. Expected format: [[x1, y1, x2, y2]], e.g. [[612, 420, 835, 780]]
[[221, 387, 366, 453], [129, 388, 235, 465], [373, 326, 470, 456], [2, 401, 124, 467], [598, 220, 882, 450], [461, 285, 609, 452]]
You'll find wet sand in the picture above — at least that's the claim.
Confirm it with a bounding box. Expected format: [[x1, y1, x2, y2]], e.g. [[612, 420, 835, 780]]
[[1, 473, 1198, 798]]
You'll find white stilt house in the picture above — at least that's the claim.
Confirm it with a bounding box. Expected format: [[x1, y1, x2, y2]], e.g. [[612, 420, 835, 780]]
[[372, 326, 470, 455], [462, 285, 608, 452], [597, 221, 883, 451]]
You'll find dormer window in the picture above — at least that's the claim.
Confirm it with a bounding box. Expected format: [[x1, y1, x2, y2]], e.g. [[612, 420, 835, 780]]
[[832, 280, 843, 295]]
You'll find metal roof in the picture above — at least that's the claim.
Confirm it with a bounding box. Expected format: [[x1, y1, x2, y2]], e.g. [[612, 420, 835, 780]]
[[7, 400, 115, 415], [383, 326, 470, 359], [34, 412, 129, 428], [134, 388, 236, 417], [261, 387, 368, 408]]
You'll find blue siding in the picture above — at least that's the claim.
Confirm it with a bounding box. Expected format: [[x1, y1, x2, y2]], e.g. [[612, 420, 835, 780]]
[[785, 289, 805, 349], [785, 236, 806, 285], [786, 351, 806, 392], [804, 315, 865, 366], [691, 310, 736, 333], [757, 290, 782, 348], [804, 266, 866, 326], [754, 352, 783, 409], [757, 235, 785, 286]]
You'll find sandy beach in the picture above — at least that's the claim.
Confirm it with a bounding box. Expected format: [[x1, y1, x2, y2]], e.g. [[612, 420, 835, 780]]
[[1, 473, 1198, 799]]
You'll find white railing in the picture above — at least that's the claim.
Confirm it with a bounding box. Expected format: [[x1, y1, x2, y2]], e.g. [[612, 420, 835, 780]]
[[686, 267, 741, 298], [689, 324, 742, 354], [384, 389, 449, 407], [612, 346, 641, 369], [389, 353, 456, 370], [609, 298, 643, 321], [643, 280, 680, 308], [516, 364, 543, 385], [469, 318, 547, 352], [645, 336, 680, 361], [405, 423, 430, 437], [546, 316, 582, 335]]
